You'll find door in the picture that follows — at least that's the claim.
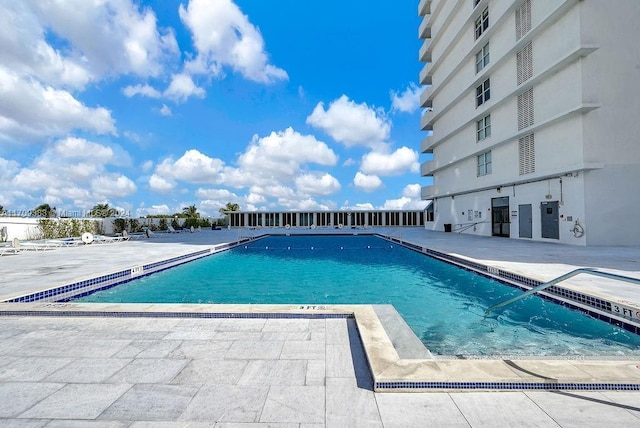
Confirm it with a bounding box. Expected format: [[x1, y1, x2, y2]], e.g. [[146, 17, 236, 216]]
[[491, 197, 510, 237], [540, 201, 559, 239], [518, 204, 532, 238]]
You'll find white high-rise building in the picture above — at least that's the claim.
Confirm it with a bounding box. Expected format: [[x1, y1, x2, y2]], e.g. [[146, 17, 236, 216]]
[[419, 0, 640, 245]]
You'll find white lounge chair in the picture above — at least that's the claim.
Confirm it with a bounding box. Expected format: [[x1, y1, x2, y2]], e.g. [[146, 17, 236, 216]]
[[93, 235, 128, 244], [0, 240, 21, 257]]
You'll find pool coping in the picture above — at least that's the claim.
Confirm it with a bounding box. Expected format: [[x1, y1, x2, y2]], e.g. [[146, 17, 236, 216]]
[[1, 232, 640, 392], [1, 302, 639, 392]]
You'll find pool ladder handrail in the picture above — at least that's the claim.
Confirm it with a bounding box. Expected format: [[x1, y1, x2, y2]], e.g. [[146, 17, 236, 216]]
[[485, 268, 640, 316]]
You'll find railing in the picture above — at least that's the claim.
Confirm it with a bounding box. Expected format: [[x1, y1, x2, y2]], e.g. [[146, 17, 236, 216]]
[[454, 221, 488, 233], [485, 268, 640, 316]]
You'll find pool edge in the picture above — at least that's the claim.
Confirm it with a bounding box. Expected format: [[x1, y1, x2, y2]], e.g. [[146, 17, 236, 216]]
[[1, 301, 639, 393]]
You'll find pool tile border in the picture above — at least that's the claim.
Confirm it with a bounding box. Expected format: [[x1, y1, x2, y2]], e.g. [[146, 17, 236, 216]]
[[1, 235, 267, 304], [1, 302, 639, 393], [380, 235, 640, 335], [2, 233, 640, 392], [374, 381, 640, 391]]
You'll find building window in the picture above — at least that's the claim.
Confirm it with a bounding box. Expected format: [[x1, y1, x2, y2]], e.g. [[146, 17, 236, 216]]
[[475, 7, 489, 40], [473, 0, 482, 7], [476, 42, 490, 73], [476, 78, 490, 107], [477, 114, 491, 141], [477, 151, 492, 176]]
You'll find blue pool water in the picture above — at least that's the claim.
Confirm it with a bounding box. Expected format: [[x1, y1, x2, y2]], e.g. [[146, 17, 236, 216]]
[[78, 235, 640, 356]]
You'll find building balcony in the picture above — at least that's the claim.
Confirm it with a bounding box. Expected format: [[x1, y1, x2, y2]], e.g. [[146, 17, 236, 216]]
[[421, 185, 434, 200], [418, 0, 431, 17], [420, 86, 432, 108], [420, 160, 435, 177], [419, 19, 431, 40], [421, 136, 434, 153], [419, 40, 432, 63], [419, 66, 432, 86], [420, 111, 433, 131]]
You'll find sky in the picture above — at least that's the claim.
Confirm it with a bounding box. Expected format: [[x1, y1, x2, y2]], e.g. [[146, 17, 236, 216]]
[[0, 0, 431, 218]]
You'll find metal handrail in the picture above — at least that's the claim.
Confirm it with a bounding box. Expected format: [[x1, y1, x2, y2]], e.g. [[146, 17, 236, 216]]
[[485, 268, 640, 316]]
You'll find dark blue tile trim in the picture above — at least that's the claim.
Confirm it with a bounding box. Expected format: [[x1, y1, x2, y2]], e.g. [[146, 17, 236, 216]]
[[374, 381, 640, 391], [0, 310, 352, 320], [376, 234, 640, 336], [2, 236, 267, 304]]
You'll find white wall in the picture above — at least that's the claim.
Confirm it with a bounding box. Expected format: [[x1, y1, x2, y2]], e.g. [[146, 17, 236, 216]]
[[0, 218, 44, 241]]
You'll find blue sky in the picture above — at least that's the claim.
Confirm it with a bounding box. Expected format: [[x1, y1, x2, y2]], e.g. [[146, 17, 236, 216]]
[[0, 0, 430, 218]]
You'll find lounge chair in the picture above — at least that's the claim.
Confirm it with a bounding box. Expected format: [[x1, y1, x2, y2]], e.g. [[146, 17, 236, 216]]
[[168, 225, 180, 233], [93, 234, 128, 244], [0, 240, 21, 257]]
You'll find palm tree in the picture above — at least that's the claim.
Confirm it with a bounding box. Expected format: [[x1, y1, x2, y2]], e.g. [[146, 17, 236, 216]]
[[182, 205, 200, 218], [218, 202, 239, 226], [33, 203, 56, 218], [218, 202, 239, 216], [89, 203, 116, 218]]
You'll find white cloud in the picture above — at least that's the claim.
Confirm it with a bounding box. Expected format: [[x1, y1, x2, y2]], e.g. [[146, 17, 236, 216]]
[[295, 173, 341, 196], [159, 104, 172, 116], [237, 127, 338, 182], [390, 83, 422, 114], [25, 0, 178, 80], [179, 0, 287, 84], [123, 84, 162, 98], [0, 2, 92, 89], [91, 174, 137, 198], [352, 203, 375, 210], [136, 204, 170, 217], [353, 172, 383, 193], [306, 95, 390, 149], [380, 196, 428, 210], [53, 137, 114, 162], [164, 73, 205, 102], [246, 192, 266, 205], [197, 188, 243, 215], [12, 168, 57, 190], [0, 157, 20, 182], [149, 174, 175, 193], [156, 149, 225, 184], [0, 67, 116, 142], [402, 183, 422, 198], [195, 188, 238, 200], [150, 129, 340, 210], [8, 138, 136, 209], [379, 184, 428, 210], [278, 198, 332, 211], [249, 184, 295, 200], [360, 146, 419, 176]]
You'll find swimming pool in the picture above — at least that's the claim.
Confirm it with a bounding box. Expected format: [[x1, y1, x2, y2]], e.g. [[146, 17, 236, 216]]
[[78, 235, 640, 357]]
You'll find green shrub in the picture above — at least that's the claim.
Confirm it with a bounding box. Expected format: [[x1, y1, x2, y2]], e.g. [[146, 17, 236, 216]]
[[113, 218, 127, 233], [38, 219, 99, 239]]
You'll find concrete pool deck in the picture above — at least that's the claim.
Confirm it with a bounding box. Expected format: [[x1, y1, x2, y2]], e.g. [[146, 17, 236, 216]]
[[1, 228, 639, 425]]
